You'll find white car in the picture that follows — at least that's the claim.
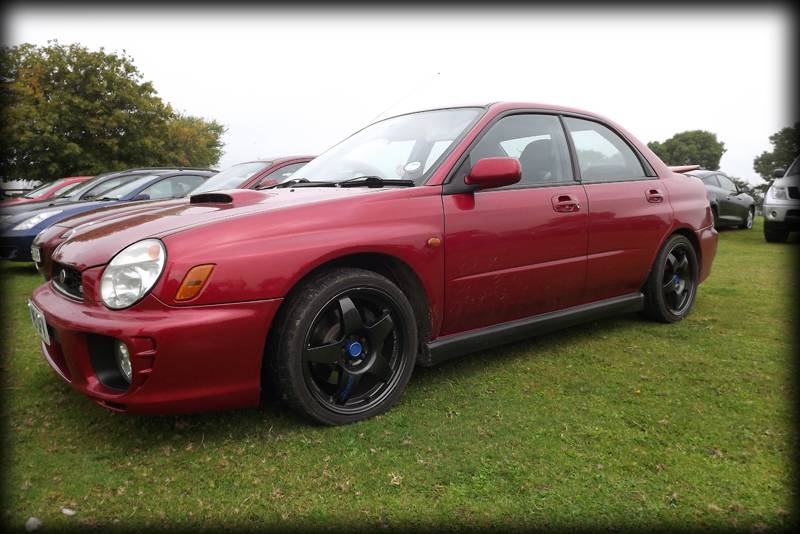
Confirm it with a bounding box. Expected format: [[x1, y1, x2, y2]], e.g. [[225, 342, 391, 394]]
[[763, 156, 800, 242]]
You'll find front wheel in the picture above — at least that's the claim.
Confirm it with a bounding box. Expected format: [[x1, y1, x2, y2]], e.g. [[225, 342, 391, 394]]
[[271, 268, 418, 425], [642, 235, 699, 323]]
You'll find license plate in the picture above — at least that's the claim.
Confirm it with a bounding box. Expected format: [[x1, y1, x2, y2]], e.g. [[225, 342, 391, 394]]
[[31, 245, 41, 263], [27, 300, 50, 346]]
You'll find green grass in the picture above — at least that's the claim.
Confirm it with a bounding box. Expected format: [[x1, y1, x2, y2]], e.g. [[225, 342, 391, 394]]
[[1, 218, 796, 531]]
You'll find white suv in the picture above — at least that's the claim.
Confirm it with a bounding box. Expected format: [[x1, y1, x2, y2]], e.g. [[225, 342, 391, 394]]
[[763, 156, 800, 242]]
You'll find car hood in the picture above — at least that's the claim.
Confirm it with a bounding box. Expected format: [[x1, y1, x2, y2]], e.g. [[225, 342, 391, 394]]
[[54, 198, 187, 230], [52, 187, 389, 270]]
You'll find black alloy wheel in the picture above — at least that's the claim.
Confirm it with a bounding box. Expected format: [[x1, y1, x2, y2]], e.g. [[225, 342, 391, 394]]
[[643, 234, 699, 323], [302, 288, 408, 415], [660, 243, 696, 316], [271, 268, 417, 425]]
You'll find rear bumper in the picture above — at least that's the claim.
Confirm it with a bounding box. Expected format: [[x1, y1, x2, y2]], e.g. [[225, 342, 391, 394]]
[[696, 225, 717, 283], [30, 281, 283, 414]]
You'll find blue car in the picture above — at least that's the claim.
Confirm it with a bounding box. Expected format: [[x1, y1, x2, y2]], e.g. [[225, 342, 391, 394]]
[[0, 169, 215, 261]]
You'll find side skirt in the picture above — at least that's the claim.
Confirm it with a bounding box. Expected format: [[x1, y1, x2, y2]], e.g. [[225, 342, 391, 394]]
[[418, 293, 644, 367]]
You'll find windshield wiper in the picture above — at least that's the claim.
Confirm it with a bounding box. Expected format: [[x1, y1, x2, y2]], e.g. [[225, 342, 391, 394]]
[[336, 176, 415, 188], [272, 178, 338, 189]]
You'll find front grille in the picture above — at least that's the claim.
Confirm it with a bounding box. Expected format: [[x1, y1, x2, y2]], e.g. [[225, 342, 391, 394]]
[[788, 186, 799, 200], [52, 263, 84, 301]]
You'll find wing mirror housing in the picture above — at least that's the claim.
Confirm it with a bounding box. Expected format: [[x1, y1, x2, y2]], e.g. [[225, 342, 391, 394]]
[[773, 168, 786, 179], [465, 157, 522, 190]]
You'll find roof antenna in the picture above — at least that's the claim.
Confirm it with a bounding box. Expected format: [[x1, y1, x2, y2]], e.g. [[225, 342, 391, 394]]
[[367, 71, 441, 124]]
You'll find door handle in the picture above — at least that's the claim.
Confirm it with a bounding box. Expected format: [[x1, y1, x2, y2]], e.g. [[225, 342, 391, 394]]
[[646, 189, 664, 203], [552, 194, 580, 213]]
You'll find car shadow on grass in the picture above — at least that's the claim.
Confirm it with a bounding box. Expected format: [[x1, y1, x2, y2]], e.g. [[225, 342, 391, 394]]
[[45, 311, 648, 452]]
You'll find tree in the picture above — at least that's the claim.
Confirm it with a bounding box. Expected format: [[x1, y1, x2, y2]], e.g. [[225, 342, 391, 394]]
[[0, 41, 225, 182], [752, 123, 800, 183], [647, 130, 726, 170]]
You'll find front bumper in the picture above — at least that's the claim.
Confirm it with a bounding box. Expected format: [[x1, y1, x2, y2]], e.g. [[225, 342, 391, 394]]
[[0, 234, 34, 261], [763, 202, 800, 231], [30, 277, 283, 414]]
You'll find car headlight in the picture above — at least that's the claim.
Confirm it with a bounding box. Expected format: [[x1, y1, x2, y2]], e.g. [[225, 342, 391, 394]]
[[12, 210, 63, 231], [100, 239, 166, 309], [768, 186, 787, 200]]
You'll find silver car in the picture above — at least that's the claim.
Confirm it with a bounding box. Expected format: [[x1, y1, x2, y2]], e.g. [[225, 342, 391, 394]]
[[763, 156, 800, 242]]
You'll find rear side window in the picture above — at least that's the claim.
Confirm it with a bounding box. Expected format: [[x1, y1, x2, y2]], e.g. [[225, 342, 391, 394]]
[[468, 114, 574, 186], [701, 175, 720, 187], [564, 117, 647, 182]]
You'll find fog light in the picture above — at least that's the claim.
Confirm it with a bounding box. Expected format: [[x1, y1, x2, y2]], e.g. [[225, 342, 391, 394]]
[[115, 341, 132, 383], [770, 211, 778, 219]]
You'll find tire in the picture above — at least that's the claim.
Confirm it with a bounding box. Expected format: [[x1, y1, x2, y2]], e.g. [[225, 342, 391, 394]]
[[764, 222, 789, 243], [642, 234, 699, 323], [270, 268, 418, 425], [738, 208, 754, 230]]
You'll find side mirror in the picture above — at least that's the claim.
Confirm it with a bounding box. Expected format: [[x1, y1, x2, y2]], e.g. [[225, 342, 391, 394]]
[[132, 193, 150, 201], [773, 168, 786, 179], [465, 157, 521, 190]]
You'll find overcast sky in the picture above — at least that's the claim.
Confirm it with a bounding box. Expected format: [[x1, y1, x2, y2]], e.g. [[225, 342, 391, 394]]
[[5, 5, 794, 184]]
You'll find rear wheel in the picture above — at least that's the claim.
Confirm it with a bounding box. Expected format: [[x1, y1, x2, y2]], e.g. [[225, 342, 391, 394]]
[[738, 207, 754, 230], [764, 221, 789, 243], [271, 268, 417, 425], [643, 235, 699, 323]]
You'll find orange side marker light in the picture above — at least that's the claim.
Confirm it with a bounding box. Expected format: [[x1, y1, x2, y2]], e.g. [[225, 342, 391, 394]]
[[175, 264, 215, 301]]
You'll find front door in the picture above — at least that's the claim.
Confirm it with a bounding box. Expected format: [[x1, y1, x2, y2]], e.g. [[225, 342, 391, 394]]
[[441, 113, 588, 336]]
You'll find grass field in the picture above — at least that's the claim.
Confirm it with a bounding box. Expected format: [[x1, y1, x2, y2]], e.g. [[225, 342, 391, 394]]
[[1, 218, 796, 531]]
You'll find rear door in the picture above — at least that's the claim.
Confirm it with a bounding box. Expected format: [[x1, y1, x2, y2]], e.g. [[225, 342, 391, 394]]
[[441, 113, 588, 335], [562, 116, 672, 302]]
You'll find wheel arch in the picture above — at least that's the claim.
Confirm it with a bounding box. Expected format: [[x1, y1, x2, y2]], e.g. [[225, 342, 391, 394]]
[[641, 225, 702, 291], [261, 252, 433, 396]]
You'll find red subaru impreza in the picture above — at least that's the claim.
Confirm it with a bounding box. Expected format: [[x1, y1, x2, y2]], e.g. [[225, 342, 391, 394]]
[[28, 102, 717, 425]]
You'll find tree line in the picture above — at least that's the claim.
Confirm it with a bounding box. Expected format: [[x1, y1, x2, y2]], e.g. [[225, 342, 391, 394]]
[[1, 42, 225, 182], [1, 42, 798, 192]]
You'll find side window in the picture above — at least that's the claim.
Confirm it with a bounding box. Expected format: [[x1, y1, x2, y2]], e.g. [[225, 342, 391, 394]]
[[701, 175, 720, 187], [717, 174, 737, 193], [142, 175, 206, 200], [564, 117, 647, 182], [255, 162, 307, 187], [468, 114, 573, 186]]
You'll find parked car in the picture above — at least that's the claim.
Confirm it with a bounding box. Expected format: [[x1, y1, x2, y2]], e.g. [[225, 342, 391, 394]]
[[31, 157, 314, 277], [1, 169, 215, 261], [27, 102, 717, 425], [763, 156, 800, 242], [0, 176, 93, 206], [684, 169, 755, 229], [0, 167, 216, 219]]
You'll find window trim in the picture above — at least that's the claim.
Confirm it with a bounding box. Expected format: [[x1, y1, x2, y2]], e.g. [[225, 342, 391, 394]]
[[443, 109, 658, 195], [442, 110, 579, 195], [561, 113, 657, 184]]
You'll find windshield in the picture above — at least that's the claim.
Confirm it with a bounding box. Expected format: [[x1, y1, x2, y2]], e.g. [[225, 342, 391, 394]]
[[53, 180, 84, 197], [786, 156, 800, 177], [23, 179, 66, 198], [192, 161, 271, 194], [99, 174, 161, 200], [289, 108, 482, 184], [81, 173, 151, 199]]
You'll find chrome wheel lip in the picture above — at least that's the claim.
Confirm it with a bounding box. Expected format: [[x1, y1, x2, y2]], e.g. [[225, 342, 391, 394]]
[[302, 286, 408, 416]]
